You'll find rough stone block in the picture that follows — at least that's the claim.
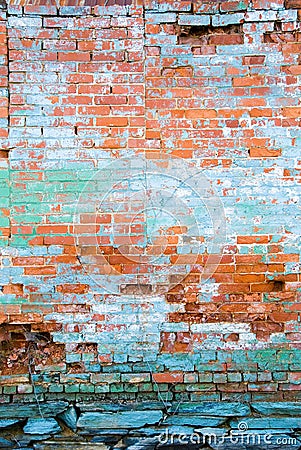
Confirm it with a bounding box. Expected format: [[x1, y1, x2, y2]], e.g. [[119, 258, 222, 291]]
[[77, 410, 163, 429], [58, 406, 78, 432], [170, 402, 251, 417], [0, 402, 68, 419], [230, 417, 301, 429], [23, 418, 61, 435], [164, 414, 227, 427], [252, 402, 301, 416]]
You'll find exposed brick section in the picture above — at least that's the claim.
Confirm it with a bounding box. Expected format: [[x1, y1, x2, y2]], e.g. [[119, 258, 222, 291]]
[[0, 323, 64, 376], [179, 23, 244, 47], [285, 0, 301, 7], [0, 0, 300, 405]]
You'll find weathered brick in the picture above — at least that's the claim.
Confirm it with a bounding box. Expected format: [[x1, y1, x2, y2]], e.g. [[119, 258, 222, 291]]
[[212, 13, 245, 26], [0, 0, 300, 408], [285, 0, 301, 7], [152, 372, 184, 383], [145, 13, 177, 23], [178, 15, 210, 26]]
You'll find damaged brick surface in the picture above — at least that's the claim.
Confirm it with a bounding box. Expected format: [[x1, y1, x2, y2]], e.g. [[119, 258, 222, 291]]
[[0, 0, 300, 416]]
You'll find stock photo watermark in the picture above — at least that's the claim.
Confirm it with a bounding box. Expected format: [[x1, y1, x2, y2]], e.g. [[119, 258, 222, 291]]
[[73, 156, 227, 295], [157, 422, 298, 447]]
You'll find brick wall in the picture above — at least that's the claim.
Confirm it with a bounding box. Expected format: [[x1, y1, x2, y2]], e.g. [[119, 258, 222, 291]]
[[0, 0, 301, 403]]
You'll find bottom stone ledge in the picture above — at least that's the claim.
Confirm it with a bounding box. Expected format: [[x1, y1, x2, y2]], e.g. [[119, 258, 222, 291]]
[[0, 401, 300, 449]]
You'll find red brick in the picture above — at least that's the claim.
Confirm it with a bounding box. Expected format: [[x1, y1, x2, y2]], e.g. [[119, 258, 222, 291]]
[[282, 107, 301, 118], [186, 109, 217, 119], [24, 5, 57, 14], [249, 148, 282, 158], [233, 76, 264, 87], [234, 274, 265, 283], [235, 255, 263, 264], [152, 372, 184, 383], [44, 236, 75, 245], [28, 236, 44, 246], [219, 283, 251, 294], [269, 254, 299, 262], [237, 235, 270, 244], [0, 107, 8, 118], [56, 284, 89, 294], [250, 283, 281, 293], [36, 225, 69, 234], [213, 274, 234, 283], [24, 266, 56, 275], [48, 255, 78, 264], [13, 257, 44, 266], [250, 108, 273, 117], [285, 0, 301, 7], [209, 35, 244, 45], [220, 0, 248, 10], [2, 284, 23, 295], [243, 55, 266, 65], [236, 264, 268, 273]]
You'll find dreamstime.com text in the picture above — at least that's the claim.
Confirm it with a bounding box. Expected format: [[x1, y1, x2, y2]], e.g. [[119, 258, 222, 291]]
[[157, 423, 298, 447]]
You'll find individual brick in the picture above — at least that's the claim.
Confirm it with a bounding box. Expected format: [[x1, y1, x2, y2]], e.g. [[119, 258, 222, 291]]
[[178, 15, 210, 26], [285, 0, 301, 7], [145, 13, 177, 23], [212, 13, 244, 26]]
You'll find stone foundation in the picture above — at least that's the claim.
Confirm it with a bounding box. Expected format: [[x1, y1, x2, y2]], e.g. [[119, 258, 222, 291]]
[[0, 401, 301, 449]]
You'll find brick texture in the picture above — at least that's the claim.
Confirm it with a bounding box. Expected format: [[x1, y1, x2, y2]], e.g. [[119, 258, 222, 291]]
[[0, 0, 300, 403]]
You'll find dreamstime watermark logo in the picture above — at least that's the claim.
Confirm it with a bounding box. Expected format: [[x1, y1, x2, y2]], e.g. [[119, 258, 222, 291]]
[[158, 422, 298, 447], [73, 156, 226, 295]]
